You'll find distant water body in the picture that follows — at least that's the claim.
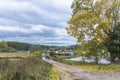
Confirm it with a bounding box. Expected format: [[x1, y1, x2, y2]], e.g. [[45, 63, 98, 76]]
[[65, 57, 111, 64]]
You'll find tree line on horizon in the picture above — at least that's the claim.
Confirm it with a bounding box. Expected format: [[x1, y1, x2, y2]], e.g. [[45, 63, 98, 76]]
[[0, 41, 75, 53]]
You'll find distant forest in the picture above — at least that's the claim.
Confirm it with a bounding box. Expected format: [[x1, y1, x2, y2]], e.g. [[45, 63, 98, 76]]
[[7, 42, 76, 52]]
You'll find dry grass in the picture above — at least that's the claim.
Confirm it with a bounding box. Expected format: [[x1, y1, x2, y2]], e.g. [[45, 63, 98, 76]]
[[0, 58, 54, 80], [0, 52, 29, 58], [0, 52, 61, 80]]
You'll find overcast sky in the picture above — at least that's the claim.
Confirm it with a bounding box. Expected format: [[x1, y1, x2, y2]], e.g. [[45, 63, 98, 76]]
[[0, 0, 76, 46]]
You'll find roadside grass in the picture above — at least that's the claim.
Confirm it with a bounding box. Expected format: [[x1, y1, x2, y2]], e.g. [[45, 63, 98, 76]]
[[0, 52, 61, 80], [0, 58, 61, 80], [56, 56, 75, 59], [54, 58, 120, 73], [46, 66, 61, 80], [0, 53, 28, 58]]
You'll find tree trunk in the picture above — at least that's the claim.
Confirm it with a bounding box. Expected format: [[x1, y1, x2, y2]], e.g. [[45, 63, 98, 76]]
[[82, 56, 85, 62], [95, 57, 99, 64]]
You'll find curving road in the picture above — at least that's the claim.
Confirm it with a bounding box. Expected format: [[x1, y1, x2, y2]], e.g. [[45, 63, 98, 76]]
[[47, 59, 120, 80]]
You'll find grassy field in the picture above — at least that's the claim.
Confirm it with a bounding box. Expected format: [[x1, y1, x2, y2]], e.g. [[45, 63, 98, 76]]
[[0, 53, 28, 58], [54, 58, 120, 73], [0, 51, 43, 58], [0, 58, 61, 80], [0, 51, 61, 80], [55, 56, 75, 59], [0, 52, 29, 58]]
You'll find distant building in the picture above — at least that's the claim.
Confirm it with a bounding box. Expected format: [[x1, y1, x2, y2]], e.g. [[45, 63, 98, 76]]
[[56, 51, 75, 56], [69, 52, 75, 56], [23, 51, 30, 54]]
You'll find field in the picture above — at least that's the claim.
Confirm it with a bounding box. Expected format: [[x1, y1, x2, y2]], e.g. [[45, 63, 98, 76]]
[[0, 52, 28, 58], [0, 51, 41, 58], [0, 58, 61, 80], [55, 56, 75, 59], [0, 52, 61, 80]]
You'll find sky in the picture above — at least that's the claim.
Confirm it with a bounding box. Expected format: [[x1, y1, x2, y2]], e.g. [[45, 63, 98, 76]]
[[0, 0, 77, 46]]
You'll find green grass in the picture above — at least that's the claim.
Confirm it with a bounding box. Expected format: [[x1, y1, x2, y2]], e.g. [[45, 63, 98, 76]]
[[54, 58, 120, 73], [46, 66, 61, 80], [55, 56, 75, 59]]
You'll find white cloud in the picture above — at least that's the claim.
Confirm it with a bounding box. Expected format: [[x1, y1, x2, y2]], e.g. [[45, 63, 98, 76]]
[[31, 25, 50, 32], [0, 18, 19, 25], [0, 0, 30, 11], [54, 28, 68, 36], [33, 0, 73, 13], [0, 25, 29, 33], [0, 24, 51, 33], [0, 0, 76, 46]]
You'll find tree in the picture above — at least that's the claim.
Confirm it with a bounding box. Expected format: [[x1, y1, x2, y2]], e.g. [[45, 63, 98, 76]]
[[0, 40, 8, 49], [7, 42, 32, 51], [49, 51, 56, 57], [66, 0, 120, 63], [30, 45, 43, 53], [105, 23, 120, 62]]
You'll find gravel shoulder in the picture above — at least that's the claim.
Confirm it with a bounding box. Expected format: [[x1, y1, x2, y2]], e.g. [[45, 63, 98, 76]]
[[47, 60, 120, 80]]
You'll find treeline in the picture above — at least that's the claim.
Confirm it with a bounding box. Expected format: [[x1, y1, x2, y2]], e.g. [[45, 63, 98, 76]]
[[7, 42, 32, 51], [7, 42, 59, 52], [7, 42, 75, 52], [7, 42, 46, 52]]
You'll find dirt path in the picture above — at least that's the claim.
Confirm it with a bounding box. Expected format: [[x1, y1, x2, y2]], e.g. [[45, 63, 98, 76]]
[[47, 60, 120, 80], [46, 59, 72, 80], [55, 66, 72, 80]]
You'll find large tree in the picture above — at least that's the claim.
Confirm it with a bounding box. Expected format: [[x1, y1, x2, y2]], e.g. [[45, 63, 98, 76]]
[[67, 0, 120, 63]]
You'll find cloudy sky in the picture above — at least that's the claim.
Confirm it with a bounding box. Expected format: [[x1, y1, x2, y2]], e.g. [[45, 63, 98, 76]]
[[0, 0, 76, 46]]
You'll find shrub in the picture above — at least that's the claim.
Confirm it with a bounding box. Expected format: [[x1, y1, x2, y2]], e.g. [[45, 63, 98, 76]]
[[49, 51, 56, 57]]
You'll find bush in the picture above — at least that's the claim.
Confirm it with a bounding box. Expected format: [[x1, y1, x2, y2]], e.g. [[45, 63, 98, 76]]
[[1, 47, 16, 52], [49, 51, 56, 57], [28, 51, 42, 58]]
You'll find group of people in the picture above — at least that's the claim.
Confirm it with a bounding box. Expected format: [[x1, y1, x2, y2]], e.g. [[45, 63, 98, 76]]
[[42, 54, 50, 60], [44, 55, 50, 60]]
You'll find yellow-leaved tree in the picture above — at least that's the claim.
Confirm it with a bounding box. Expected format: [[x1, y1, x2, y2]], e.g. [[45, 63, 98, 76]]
[[66, 0, 120, 63]]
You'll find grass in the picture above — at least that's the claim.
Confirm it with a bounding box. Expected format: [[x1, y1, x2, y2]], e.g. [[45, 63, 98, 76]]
[[46, 66, 61, 80], [0, 51, 42, 58], [0, 52, 29, 58], [54, 58, 120, 73], [0, 58, 61, 80], [56, 56, 75, 59], [0, 52, 61, 80]]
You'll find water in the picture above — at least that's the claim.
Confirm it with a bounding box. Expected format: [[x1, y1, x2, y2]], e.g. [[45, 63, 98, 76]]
[[65, 57, 111, 64]]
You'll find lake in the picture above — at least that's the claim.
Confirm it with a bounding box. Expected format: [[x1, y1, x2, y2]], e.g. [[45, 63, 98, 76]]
[[65, 57, 111, 64]]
